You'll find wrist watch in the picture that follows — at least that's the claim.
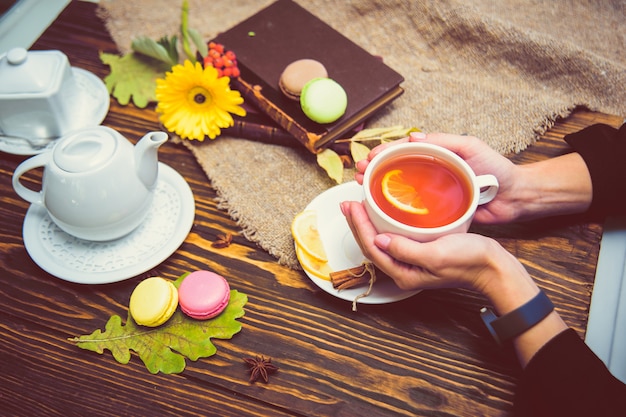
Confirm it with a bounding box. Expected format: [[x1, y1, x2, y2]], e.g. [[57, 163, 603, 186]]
[[480, 290, 554, 345]]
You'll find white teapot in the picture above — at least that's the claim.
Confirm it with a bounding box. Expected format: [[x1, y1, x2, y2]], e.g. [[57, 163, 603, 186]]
[[12, 126, 168, 241]]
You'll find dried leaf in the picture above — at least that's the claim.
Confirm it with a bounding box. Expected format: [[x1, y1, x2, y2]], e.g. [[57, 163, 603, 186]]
[[100, 52, 171, 108], [350, 125, 404, 141], [379, 126, 420, 141], [350, 126, 419, 142], [70, 277, 247, 374], [317, 148, 344, 184], [350, 141, 370, 165]]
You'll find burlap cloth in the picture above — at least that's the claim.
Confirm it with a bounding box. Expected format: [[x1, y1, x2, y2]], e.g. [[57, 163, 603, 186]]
[[98, 0, 625, 269]]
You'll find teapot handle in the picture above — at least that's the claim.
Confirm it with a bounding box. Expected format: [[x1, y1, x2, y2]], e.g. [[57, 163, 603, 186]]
[[12, 152, 51, 206]]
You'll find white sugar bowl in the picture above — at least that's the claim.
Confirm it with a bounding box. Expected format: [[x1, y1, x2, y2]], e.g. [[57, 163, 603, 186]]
[[0, 47, 80, 139]]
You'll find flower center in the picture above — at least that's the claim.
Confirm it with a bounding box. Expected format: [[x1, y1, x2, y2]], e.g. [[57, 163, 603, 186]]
[[188, 86, 213, 108]]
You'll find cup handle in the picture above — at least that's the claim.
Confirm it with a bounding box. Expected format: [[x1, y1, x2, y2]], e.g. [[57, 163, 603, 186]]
[[475, 174, 499, 205], [12, 152, 50, 206]]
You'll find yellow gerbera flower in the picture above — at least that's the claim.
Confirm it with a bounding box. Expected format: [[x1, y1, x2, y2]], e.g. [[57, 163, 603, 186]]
[[155, 60, 246, 141]]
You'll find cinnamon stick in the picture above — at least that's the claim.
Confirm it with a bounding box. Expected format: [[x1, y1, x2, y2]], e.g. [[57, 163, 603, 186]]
[[330, 263, 374, 290]]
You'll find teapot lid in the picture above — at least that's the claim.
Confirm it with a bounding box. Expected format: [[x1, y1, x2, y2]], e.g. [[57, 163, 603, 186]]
[[53, 127, 117, 173], [0, 48, 66, 96]]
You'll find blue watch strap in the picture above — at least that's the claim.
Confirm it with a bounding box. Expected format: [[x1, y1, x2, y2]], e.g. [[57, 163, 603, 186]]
[[480, 290, 554, 345]]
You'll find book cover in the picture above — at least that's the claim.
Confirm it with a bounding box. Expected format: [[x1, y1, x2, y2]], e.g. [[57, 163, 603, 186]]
[[214, 0, 404, 153]]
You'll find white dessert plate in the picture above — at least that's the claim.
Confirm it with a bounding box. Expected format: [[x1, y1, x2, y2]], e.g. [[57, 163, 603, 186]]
[[0, 67, 110, 155], [299, 181, 421, 304], [23, 163, 195, 284]]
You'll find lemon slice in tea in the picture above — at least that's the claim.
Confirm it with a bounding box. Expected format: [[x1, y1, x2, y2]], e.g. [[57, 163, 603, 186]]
[[381, 169, 429, 215], [291, 210, 328, 262]]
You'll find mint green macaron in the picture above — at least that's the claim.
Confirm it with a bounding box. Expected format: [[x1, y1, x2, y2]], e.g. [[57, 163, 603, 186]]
[[300, 78, 347, 124]]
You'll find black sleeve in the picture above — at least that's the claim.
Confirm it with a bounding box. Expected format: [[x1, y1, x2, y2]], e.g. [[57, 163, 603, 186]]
[[564, 123, 626, 217], [514, 328, 626, 417]]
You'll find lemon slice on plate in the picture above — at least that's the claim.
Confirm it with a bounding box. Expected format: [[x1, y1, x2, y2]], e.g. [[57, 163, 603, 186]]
[[295, 245, 333, 281], [291, 210, 328, 262], [381, 169, 429, 215], [292, 209, 333, 281]]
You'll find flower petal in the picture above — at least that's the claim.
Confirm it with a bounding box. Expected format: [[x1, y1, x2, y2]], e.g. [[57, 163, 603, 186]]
[[155, 59, 246, 141]]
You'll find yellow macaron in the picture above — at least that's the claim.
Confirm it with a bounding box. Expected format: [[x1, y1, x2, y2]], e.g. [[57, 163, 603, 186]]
[[129, 277, 179, 327]]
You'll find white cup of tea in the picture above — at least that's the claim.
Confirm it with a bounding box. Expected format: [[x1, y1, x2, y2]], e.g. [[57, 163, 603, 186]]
[[362, 142, 499, 242]]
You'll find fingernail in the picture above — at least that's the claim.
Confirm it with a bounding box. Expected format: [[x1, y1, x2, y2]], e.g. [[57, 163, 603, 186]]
[[409, 131, 426, 141], [339, 201, 347, 216], [374, 234, 391, 249]]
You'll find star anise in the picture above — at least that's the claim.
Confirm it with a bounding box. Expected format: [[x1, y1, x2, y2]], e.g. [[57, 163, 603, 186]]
[[212, 233, 232, 248], [243, 355, 279, 383]]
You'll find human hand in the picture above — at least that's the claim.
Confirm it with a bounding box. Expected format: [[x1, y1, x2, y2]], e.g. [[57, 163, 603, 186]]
[[340, 199, 568, 367], [340, 200, 538, 314], [405, 132, 593, 221], [354, 132, 522, 224]]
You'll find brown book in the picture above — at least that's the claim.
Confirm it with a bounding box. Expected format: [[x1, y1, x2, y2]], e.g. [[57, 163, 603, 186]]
[[214, 0, 404, 153], [222, 102, 297, 147]]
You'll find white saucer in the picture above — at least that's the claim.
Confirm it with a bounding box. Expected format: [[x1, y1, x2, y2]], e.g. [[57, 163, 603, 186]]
[[0, 67, 110, 155], [299, 181, 421, 304], [23, 163, 195, 284]]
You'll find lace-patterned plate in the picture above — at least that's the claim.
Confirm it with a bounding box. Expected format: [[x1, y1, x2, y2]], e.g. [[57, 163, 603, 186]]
[[300, 181, 421, 304], [0, 67, 110, 155], [23, 163, 195, 284]]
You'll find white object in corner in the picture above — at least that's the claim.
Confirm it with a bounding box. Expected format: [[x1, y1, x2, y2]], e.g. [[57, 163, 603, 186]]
[[0, 0, 70, 55], [586, 215, 626, 384]]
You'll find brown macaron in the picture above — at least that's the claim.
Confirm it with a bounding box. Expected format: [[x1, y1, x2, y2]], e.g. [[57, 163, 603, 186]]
[[278, 59, 328, 100]]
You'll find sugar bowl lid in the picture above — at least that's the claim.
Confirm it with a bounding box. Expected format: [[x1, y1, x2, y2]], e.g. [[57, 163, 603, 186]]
[[0, 47, 67, 96]]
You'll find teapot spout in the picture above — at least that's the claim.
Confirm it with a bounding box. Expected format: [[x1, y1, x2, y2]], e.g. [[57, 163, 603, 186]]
[[135, 131, 168, 188]]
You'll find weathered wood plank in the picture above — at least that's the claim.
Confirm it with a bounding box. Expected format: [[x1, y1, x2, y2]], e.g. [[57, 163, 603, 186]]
[[0, 1, 623, 416]]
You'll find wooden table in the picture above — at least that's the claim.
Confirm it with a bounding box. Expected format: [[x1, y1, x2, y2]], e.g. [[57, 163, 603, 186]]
[[1, 2, 623, 416]]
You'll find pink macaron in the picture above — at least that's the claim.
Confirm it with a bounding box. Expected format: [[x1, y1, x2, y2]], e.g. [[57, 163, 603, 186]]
[[178, 270, 231, 320]]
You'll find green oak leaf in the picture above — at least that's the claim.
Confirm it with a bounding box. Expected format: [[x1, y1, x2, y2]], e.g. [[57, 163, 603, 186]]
[[100, 51, 171, 108], [70, 289, 247, 374]]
